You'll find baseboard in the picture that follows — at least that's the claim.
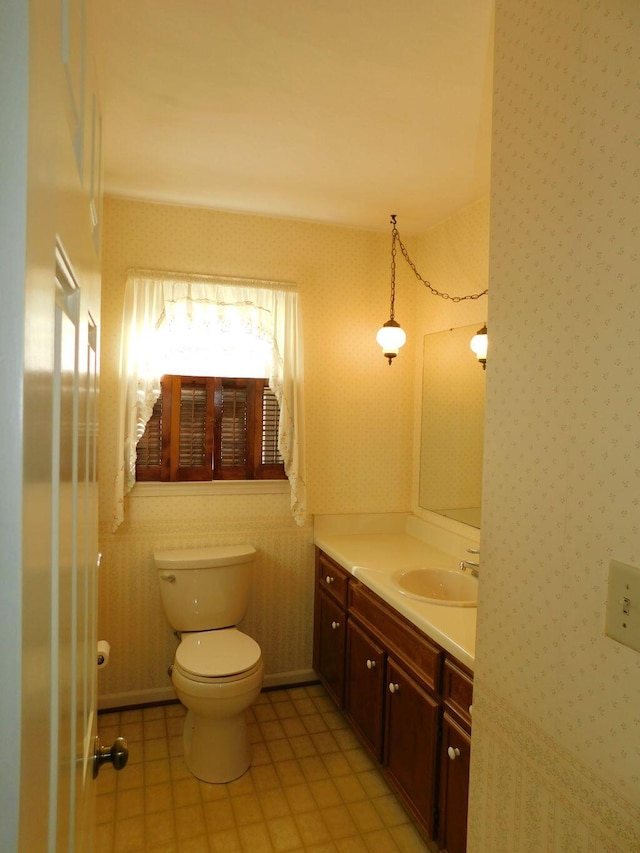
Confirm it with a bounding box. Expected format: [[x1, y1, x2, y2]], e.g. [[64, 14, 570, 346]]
[[263, 669, 317, 689], [98, 686, 177, 711], [98, 669, 318, 712]]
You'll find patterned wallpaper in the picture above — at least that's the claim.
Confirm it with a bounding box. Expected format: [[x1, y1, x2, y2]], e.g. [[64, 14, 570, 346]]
[[97, 199, 416, 703], [414, 199, 490, 337], [469, 1, 640, 850]]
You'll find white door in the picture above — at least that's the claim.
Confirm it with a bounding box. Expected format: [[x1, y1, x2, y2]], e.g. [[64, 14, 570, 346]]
[[0, 0, 108, 850]]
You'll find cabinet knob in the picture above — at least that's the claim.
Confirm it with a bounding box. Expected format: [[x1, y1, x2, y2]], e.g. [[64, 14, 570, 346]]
[[331, 620, 340, 630], [366, 659, 376, 670], [469, 704, 473, 716], [447, 746, 461, 761], [325, 575, 334, 584], [388, 682, 400, 694]]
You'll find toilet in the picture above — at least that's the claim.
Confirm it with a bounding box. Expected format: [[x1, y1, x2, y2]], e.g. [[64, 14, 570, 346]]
[[154, 544, 264, 784]]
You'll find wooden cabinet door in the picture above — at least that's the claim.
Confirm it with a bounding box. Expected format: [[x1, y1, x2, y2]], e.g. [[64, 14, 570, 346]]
[[345, 619, 386, 761], [438, 713, 471, 853], [313, 591, 346, 706], [384, 658, 440, 837]]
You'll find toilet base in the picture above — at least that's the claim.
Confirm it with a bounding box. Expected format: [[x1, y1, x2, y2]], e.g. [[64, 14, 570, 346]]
[[170, 645, 263, 785], [182, 707, 252, 784]]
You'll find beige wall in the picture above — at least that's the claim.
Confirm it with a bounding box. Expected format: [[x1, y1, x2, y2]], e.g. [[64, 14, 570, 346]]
[[97, 199, 416, 704], [469, 2, 640, 851]]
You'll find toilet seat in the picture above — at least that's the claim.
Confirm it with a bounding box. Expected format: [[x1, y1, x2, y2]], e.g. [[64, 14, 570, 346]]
[[175, 628, 262, 683]]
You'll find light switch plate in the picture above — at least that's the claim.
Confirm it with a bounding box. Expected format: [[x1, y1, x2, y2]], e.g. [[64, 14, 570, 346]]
[[605, 559, 640, 652]]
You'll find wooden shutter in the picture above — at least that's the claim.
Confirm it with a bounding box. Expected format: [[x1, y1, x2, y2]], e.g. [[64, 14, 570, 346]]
[[135, 395, 163, 479], [135, 378, 171, 481], [255, 382, 286, 479], [171, 376, 214, 481], [135, 375, 286, 482], [214, 378, 254, 478]]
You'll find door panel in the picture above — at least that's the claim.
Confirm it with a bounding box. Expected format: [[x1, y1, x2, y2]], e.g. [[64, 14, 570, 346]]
[[314, 593, 346, 706], [56, 267, 102, 852], [75, 315, 99, 849], [51, 250, 81, 850], [52, 247, 101, 852], [61, 0, 86, 177], [384, 658, 440, 837], [345, 620, 385, 761], [438, 714, 471, 853]]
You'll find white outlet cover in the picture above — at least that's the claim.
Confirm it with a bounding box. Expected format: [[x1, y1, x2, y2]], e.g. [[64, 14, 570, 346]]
[[605, 559, 640, 652]]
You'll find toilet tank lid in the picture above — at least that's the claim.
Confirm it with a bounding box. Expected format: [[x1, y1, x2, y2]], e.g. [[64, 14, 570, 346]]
[[153, 544, 256, 569]]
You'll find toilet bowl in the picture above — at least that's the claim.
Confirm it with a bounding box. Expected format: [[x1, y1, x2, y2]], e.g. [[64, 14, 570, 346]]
[[171, 628, 263, 783], [154, 545, 264, 783]]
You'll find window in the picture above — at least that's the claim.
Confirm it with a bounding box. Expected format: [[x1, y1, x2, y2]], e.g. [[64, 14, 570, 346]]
[[135, 375, 286, 482], [113, 272, 306, 532]]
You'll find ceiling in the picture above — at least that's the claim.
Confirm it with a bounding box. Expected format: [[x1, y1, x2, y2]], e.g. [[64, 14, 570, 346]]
[[93, 0, 494, 234]]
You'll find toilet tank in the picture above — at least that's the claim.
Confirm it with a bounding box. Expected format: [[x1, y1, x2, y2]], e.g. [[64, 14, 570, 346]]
[[154, 545, 256, 632]]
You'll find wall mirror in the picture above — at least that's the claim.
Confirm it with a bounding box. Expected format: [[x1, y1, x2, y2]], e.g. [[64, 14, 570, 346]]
[[418, 324, 485, 528]]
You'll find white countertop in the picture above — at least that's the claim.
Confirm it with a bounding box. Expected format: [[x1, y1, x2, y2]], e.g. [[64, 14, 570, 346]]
[[314, 518, 477, 671]]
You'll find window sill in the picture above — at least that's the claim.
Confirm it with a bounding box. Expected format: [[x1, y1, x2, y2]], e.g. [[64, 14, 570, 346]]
[[131, 481, 290, 498]]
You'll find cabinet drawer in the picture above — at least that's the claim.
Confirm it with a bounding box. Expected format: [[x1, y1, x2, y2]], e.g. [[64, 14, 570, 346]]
[[349, 581, 441, 693], [442, 658, 473, 729], [316, 550, 350, 607]]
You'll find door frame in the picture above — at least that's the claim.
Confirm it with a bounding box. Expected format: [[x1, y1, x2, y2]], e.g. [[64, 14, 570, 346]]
[[0, 0, 29, 847]]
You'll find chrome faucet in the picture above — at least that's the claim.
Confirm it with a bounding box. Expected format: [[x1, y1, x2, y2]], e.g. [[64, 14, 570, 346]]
[[460, 548, 480, 577]]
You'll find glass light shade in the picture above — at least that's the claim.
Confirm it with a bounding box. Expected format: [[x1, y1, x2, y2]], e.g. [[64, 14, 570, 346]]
[[376, 319, 406, 363], [470, 325, 488, 365]]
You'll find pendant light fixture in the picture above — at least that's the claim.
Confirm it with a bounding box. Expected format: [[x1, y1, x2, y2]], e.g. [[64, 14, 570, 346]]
[[377, 215, 488, 365], [470, 324, 488, 369], [376, 215, 406, 364]]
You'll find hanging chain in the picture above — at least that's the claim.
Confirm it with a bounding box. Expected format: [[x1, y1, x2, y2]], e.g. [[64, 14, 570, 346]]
[[391, 217, 488, 302], [389, 215, 398, 320]]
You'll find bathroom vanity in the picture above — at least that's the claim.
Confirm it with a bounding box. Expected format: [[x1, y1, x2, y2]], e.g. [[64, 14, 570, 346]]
[[313, 514, 477, 853]]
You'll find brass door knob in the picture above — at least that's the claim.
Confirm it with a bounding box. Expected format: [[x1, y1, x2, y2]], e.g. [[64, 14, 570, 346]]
[[93, 735, 129, 779]]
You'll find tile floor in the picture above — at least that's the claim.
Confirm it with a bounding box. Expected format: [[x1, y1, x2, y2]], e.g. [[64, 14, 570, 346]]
[[95, 683, 437, 853]]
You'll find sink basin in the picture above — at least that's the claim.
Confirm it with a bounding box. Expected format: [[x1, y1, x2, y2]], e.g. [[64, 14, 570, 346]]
[[392, 568, 478, 607]]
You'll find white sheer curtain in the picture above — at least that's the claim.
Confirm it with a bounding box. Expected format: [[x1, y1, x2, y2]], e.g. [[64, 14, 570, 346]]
[[112, 270, 306, 530]]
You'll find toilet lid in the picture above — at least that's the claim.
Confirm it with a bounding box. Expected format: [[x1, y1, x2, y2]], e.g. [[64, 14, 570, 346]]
[[176, 628, 261, 678]]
